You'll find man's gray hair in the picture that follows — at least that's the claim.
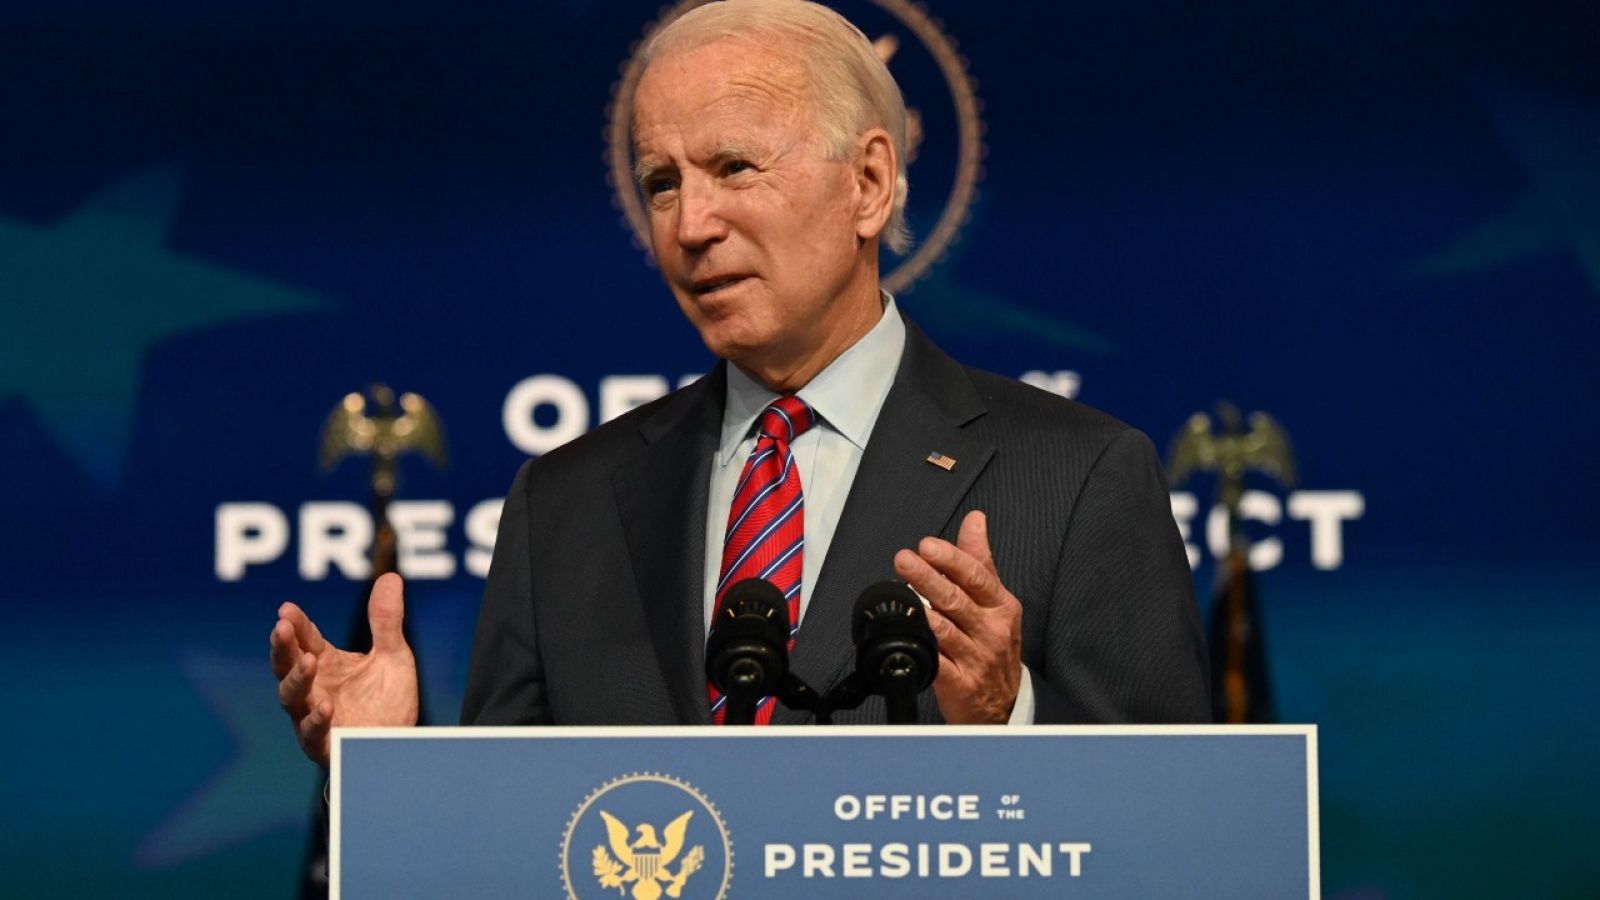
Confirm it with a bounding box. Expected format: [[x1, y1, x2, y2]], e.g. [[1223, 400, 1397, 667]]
[[641, 0, 912, 254]]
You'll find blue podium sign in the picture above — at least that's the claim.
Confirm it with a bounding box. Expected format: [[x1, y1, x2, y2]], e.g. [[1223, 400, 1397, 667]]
[[331, 725, 1318, 899]]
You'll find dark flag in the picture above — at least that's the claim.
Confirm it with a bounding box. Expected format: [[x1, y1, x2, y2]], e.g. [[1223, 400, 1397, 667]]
[[1210, 547, 1275, 724]]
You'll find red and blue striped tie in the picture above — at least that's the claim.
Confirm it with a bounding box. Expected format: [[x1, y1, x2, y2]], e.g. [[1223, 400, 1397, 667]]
[[709, 394, 817, 724]]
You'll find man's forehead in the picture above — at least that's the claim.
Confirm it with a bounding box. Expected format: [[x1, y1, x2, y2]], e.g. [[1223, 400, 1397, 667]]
[[632, 39, 812, 142]]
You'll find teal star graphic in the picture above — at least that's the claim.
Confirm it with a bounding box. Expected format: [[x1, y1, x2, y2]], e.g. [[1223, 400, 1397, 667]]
[[0, 166, 326, 488], [906, 271, 1117, 354], [137, 603, 468, 868], [1411, 88, 1600, 295], [133, 649, 314, 868]]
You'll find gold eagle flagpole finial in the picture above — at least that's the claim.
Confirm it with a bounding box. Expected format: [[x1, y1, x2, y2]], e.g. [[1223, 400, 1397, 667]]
[[319, 384, 448, 575]]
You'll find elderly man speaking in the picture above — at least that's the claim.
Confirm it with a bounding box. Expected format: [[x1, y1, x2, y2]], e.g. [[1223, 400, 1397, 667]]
[[271, 0, 1209, 766]]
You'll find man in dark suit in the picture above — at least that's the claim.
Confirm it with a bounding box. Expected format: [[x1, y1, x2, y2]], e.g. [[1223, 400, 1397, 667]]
[[270, 0, 1207, 765], [459, 314, 1208, 727]]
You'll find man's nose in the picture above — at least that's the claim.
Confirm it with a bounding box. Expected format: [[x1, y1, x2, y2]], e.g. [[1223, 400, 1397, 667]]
[[674, 179, 728, 249]]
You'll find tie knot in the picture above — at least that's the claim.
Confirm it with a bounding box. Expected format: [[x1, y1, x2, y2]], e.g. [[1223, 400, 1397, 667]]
[[757, 395, 816, 444]]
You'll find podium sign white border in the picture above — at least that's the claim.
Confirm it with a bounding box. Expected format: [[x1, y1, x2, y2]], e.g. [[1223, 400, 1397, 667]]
[[332, 724, 1319, 899]]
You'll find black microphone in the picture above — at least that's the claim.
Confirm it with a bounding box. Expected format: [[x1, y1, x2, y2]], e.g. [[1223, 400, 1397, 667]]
[[704, 578, 790, 725], [851, 581, 939, 724]]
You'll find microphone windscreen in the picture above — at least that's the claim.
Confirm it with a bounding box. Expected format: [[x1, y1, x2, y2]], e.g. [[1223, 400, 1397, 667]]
[[705, 578, 791, 701], [851, 580, 939, 695], [851, 580, 926, 644], [715, 577, 790, 644]]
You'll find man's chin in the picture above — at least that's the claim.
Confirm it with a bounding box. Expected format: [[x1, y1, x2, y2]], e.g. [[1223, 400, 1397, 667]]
[[693, 319, 767, 363], [702, 334, 790, 384], [707, 339, 768, 372]]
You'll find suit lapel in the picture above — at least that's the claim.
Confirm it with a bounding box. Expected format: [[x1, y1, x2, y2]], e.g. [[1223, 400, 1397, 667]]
[[613, 366, 726, 725], [775, 320, 995, 723]]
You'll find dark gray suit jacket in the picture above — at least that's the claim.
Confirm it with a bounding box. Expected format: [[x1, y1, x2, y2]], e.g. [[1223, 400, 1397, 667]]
[[461, 318, 1210, 726]]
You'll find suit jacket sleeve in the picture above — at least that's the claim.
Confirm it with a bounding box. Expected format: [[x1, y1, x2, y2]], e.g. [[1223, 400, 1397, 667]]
[[1029, 428, 1212, 724], [459, 459, 552, 726]]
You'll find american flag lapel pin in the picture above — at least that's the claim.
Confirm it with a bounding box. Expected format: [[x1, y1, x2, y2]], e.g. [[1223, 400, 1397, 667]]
[[925, 451, 957, 471]]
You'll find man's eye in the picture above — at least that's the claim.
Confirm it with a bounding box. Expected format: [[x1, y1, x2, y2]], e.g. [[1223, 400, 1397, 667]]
[[644, 178, 677, 196], [724, 160, 752, 176]]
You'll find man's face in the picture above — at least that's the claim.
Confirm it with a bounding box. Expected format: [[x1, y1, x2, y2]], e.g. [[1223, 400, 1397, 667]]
[[632, 38, 874, 385]]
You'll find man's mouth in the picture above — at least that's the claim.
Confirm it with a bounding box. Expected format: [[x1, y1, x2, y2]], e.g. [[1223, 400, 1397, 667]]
[[692, 275, 749, 296]]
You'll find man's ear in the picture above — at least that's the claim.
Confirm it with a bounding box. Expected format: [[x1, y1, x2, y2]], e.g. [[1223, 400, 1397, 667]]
[[853, 128, 896, 243]]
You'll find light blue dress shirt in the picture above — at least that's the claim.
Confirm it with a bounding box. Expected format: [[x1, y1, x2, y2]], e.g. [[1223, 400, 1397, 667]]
[[702, 296, 1034, 724]]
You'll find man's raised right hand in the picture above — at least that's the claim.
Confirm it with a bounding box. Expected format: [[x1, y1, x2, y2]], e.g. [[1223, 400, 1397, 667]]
[[270, 572, 420, 767]]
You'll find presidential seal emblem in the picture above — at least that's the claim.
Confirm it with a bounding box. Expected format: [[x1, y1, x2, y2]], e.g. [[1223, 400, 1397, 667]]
[[605, 0, 984, 295], [561, 772, 733, 900]]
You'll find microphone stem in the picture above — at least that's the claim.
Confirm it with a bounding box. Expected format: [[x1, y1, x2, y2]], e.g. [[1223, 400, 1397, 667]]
[[723, 693, 759, 725], [884, 690, 919, 725]]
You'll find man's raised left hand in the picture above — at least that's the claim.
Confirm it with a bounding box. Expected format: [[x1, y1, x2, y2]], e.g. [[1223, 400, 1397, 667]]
[[893, 510, 1023, 724]]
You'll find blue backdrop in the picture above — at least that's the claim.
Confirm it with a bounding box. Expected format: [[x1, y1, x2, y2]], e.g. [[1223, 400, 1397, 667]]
[[2, 1, 1596, 896]]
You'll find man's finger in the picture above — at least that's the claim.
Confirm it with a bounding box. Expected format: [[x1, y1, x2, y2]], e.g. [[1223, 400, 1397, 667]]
[[955, 510, 998, 576], [269, 619, 298, 680], [923, 606, 979, 661], [894, 549, 977, 627], [279, 602, 328, 656], [916, 536, 1004, 608], [278, 652, 315, 719], [299, 700, 333, 765], [368, 572, 409, 655]]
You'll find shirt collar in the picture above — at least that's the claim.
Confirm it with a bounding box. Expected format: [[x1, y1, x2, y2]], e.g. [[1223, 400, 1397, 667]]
[[718, 293, 906, 466]]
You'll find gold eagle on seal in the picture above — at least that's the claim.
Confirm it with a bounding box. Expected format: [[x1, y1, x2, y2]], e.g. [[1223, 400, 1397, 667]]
[[592, 810, 704, 899]]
